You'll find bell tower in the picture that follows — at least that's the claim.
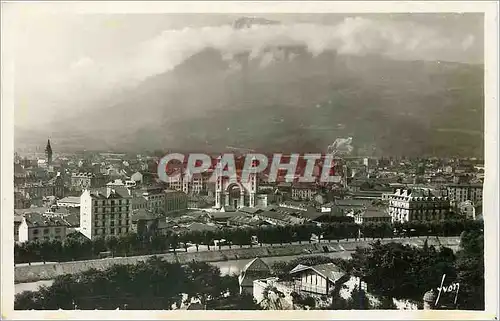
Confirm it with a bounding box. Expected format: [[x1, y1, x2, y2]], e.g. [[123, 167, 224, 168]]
[[45, 139, 53, 165]]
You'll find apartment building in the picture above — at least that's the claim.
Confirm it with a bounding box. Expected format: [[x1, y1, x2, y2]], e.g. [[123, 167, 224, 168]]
[[137, 186, 166, 215], [167, 170, 206, 195], [71, 172, 107, 191], [388, 188, 451, 223], [446, 183, 483, 205], [80, 186, 132, 240], [165, 189, 188, 214], [291, 183, 318, 201], [15, 174, 65, 199]]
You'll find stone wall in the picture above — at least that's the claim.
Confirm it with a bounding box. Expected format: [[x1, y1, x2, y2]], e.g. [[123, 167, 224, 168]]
[[15, 237, 460, 283]]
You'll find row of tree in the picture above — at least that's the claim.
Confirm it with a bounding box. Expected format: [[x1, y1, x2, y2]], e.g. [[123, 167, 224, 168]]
[[15, 258, 260, 310], [14, 219, 483, 264], [268, 222, 484, 310], [16, 224, 484, 311]]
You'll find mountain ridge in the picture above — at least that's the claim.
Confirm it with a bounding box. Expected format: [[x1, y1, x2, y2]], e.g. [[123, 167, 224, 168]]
[[15, 45, 484, 157]]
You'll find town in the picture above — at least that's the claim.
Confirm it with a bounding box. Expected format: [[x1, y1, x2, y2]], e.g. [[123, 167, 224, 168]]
[[13, 139, 484, 310], [6, 4, 494, 316]]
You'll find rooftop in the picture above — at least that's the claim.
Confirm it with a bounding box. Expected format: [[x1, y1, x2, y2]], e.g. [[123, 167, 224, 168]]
[[23, 212, 71, 228], [289, 263, 346, 283], [335, 199, 372, 207], [362, 207, 391, 218], [185, 222, 219, 233], [131, 208, 158, 222], [88, 186, 131, 199], [57, 196, 81, 204]]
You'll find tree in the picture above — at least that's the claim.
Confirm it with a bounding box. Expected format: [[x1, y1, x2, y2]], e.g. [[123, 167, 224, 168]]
[[183, 261, 227, 306], [455, 228, 484, 310], [349, 241, 456, 302], [105, 236, 119, 256]]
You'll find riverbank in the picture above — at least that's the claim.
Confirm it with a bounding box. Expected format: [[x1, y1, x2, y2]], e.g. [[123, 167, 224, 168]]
[[15, 251, 355, 295], [14, 236, 460, 283]]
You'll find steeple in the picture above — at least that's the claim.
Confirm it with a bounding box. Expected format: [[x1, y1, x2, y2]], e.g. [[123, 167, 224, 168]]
[[45, 139, 53, 165]]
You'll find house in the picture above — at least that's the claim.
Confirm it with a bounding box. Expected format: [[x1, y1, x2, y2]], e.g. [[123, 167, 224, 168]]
[[288, 263, 349, 295], [253, 263, 364, 308], [238, 257, 271, 294], [18, 212, 70, 243], [130, 171, 143, 184]]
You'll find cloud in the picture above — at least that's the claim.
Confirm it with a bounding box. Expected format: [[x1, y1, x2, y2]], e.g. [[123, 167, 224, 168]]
[[95, 16, 479, 87], [15, 15, 482, 128]]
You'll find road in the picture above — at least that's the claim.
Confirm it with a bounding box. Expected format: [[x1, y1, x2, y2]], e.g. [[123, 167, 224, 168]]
[[15, 250, 354, 295]]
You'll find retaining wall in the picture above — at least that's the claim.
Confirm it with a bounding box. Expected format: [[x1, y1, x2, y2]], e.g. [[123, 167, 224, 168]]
[[14, 237, 460, 283]]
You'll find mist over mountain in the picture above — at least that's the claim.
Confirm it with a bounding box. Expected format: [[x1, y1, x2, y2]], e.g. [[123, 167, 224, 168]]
[[15, 17, 484, 157]]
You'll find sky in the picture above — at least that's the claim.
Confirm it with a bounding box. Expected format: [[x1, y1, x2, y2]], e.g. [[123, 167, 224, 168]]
[[6, 11, 484, 129]]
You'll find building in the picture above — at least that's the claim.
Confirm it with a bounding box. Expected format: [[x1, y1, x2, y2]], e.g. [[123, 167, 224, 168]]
[[334, 199, 372, 215], [71, 172, 107, 191], [252, 262, 363, 308], [288, 263, 351, 296], [388, 188, 451, 223], [354, 207, 392, 224], [130, 171, 143, 184], [291, 183, 317, 201], [130, 208, 161, 237], [57, 196, 81, 208], [214, 161, 257, 209], [45, 139, 53, 165], [446, 183, 483, 205], [165, 189, 188, 214], [138, 186, 167, 215], [350, 190, 386, 201], [238, 258, 271, 294], [14, 191, 31, 209], [79, 186, 133, 240], [14, 163, 28, 185], [182, 172, 206, 194], [14, 215, 23, 242], [167, 170, 206, 195], [18, 212, 69, 243], [107, 179, 136, 188], [15, 174, 65, 199], [256, 209, 305, 226]]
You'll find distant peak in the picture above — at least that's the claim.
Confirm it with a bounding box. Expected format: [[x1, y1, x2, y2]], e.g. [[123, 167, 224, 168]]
[[233, 16, 280, 29]]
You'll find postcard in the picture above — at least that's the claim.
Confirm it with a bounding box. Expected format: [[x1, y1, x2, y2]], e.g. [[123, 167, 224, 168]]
[[1, 1, 498, 320]]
